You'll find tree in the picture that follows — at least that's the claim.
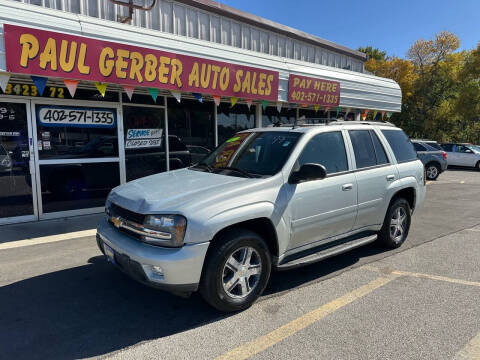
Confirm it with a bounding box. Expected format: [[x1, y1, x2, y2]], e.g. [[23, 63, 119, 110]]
[[357, 46, 387, 61]]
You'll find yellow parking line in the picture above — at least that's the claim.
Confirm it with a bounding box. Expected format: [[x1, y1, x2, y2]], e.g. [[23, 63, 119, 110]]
[[365, 266, 480, 288], [0, 229, 96, 251], [454, 331, 480, 360], [216, 275, 398, 360]]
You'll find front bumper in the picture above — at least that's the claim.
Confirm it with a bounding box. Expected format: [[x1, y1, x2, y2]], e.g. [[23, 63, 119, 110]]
[[96, 217, 209, 294]]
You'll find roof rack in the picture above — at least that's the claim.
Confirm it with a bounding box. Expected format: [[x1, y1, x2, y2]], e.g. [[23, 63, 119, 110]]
[[270, 119, 395, 128]]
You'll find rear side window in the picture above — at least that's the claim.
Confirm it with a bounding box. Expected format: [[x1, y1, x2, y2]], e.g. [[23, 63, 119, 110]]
[[413, 143, 427, 152], [381, 130, 417, 163], [349, 130, 377, 168], [370, 130, 389, 165], [297, 131, 348, 174], [442, 144, 454, 152]]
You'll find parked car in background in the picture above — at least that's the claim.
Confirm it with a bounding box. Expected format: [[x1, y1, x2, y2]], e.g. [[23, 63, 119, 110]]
[[186, 145, 212, 164], [414, 139, 444, 151], [411, 140, 448, 180], [441, 143, 480, 171]]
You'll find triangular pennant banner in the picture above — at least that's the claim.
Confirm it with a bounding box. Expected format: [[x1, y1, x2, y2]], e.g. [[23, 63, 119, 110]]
[[301, 104, 307, 108], [262, 100, 268, 111], [32, 76, 48, 96], [245, 99, 253, 110], [123, 85, 135, 100], [171, 90, 181, 103], [213, 95, 221, 106], [63, 79, 79, 98], [381, 111, 386, 119], [345, 108, 351, 118], [372, 110, 378, 120], [276, 102, 282, 113], [0, 72, 11, 92], [314, 105, 319, 112], [324, 106, 331, 113], [230, 97, 238, 108], [335, 106, 341, 117], [94, 82, 107, 97], [386, 112, 392, 118], [193, 93, 203, 103], [148, 88, 159, 102]]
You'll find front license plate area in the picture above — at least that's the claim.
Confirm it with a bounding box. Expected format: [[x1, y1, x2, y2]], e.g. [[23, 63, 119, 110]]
[[104, 243, 116, 265]]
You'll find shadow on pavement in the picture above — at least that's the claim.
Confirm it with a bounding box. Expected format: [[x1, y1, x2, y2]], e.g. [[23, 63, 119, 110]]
[[0, 243, 390, 360]]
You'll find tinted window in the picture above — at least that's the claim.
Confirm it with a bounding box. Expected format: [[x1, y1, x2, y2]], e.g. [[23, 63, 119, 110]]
[[381, 130, 417, 163], [442, 144, 454, 152], [169, 136, 188, 151], [297, 131, 348, 174], [456, 145, 471, 153], [349, 130, 377, 168], [428, 142, 443, 150], [413, 143, 427, 152], [370, 130, 389, 164]]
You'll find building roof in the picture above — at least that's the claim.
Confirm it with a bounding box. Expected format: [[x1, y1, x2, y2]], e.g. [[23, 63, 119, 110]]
[[175, 0, 367, 61]]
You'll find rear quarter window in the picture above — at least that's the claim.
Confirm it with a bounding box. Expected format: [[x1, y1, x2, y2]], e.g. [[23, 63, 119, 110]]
[[381, 130, 417, 163]]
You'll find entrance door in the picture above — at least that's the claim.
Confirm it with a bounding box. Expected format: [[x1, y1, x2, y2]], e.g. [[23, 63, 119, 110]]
[[0, 99, 37, 224]]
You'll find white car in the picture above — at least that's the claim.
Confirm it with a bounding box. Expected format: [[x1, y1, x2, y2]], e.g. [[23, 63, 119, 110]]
[[441, 143, 480, 170]]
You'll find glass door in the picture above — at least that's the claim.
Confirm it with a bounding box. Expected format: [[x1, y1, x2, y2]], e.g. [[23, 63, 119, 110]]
[[31, 100, 122, 219], [0, 99, 37, 224]]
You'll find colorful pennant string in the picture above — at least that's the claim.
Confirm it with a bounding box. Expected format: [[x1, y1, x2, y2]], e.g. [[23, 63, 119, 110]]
[[94, 82, 107, 97], [381, 111, 386, 119], [262, 100, 268, 111], [32, 76, 48, 96], [63, 79, 79, 98], [386, 112, 392, 118], [246, 99, 253, 110], [123, 85, 135, 101], [372, 110, 378, 121], [335, 106, 341, 117], [314, 105, 319, 112], [170, 90, 181, 103], [276, 102, 283, 113], [213, 95, 221, 107], [148, 88, 159, 102], [193, 93, 203, 103], [0, 72, 11, 93], [230, 97, 238, 108]]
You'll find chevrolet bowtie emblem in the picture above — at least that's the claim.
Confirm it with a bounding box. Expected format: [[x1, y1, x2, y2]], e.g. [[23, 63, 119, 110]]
[[111, 216, 123, 228]]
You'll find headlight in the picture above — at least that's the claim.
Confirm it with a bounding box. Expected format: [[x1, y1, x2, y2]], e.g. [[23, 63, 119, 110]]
[[143, 215, 187, 247]]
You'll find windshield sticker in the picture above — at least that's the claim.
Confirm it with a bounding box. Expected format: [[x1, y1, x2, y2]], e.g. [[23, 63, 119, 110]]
[[226, 136, 240, 143], [282, 141, 291, 147]]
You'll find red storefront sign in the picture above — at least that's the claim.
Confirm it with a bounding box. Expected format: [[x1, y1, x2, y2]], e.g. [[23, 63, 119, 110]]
[[288, 74, 340, 106], [4, 24, 279, 101]]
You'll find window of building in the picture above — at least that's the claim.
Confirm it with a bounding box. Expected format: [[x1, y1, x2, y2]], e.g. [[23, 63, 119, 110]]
[[296, 131, 348, 174], [262, 107, 296, 127], [217, 103, 255, 145], [381, 130, 417, 163]]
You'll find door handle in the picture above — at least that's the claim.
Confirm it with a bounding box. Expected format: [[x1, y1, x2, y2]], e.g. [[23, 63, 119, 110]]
[[386, 175, 395, 181], [342, 183, 353, 191]]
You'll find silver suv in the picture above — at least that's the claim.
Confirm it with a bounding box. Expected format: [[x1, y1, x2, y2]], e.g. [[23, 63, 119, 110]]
[[97, 121, 426, 311]]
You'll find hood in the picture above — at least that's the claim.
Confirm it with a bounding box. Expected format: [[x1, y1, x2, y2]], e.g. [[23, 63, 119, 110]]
[[109, 168, 251, 214]]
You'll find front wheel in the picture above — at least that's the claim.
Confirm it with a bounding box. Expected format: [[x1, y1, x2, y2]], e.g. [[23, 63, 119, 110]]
[[377, 198, 411, 249], [476, 161, 480, 171], [200, 229, 271, 312]]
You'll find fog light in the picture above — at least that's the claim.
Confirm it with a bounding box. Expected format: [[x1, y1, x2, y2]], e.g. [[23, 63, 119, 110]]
[[151, 265, 164, 275]]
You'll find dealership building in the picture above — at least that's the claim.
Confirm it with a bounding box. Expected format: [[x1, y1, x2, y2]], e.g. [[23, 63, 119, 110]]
[[0, 0, 401, 224]]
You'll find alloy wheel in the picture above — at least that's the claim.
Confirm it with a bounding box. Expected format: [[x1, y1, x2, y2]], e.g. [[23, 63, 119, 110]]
[[222, 247, 262, 299], [426, 165, 438, 179], [390, 207, 407, 243]]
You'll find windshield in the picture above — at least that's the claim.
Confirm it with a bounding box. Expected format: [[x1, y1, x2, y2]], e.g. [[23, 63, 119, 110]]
[[469, 145, 480, 153], [192, 131, 302, 177]]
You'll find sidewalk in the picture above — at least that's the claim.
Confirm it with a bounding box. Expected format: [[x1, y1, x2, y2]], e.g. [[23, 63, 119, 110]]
[[0, 213, 103, 245]]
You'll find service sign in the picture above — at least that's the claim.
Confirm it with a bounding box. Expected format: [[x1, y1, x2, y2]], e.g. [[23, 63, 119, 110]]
[[4, 24, 279, 101], [36, 105, 116, 128], [288, 74, 340, 106], [125, 128, 163, 149]]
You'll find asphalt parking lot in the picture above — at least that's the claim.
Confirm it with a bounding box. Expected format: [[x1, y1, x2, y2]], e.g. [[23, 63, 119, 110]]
[[1, 168, 479, 360]]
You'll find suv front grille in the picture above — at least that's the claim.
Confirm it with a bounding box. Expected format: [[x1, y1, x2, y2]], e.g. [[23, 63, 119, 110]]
[[110, 203, 146, 224]]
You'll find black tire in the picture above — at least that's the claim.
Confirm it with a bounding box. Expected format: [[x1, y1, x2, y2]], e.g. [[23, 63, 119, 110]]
[[476, 161, 480, 171], [425, 163, 440, 180], [200, 228, 271, 312], [377, 198, 411, 249]]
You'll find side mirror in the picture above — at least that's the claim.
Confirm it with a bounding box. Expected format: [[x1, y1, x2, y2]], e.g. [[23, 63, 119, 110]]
[[289, 163, 327, 184]]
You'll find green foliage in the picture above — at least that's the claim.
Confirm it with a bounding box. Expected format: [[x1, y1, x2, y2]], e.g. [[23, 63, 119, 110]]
[[362, 33, 480, 144], [358, 46, 387, 61]]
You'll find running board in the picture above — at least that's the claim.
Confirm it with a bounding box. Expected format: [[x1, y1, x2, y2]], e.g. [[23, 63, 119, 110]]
[[276, 234, 377, 271]]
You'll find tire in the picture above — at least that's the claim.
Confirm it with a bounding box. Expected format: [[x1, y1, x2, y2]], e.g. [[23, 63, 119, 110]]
[[425, 163, 440, 180], [200, 228, 271, 312], [377, 198, 411, 249], [476, 161, 480, 171]]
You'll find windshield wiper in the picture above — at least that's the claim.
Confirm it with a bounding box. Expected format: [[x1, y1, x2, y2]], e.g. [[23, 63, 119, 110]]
[[214, 166, 253, 178], [191, 162, 213, 172]]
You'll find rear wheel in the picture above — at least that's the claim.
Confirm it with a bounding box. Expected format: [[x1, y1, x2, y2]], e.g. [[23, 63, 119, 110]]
[[200, 229, 271, 312], [425, 163, 440, 180], [377, 198, 411, 249], [476, 161, 480, 171]]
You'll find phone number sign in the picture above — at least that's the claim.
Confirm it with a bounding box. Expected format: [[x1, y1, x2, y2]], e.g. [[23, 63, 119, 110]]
[[36, 105, 116, 128], [288, 75, 340, 106]]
